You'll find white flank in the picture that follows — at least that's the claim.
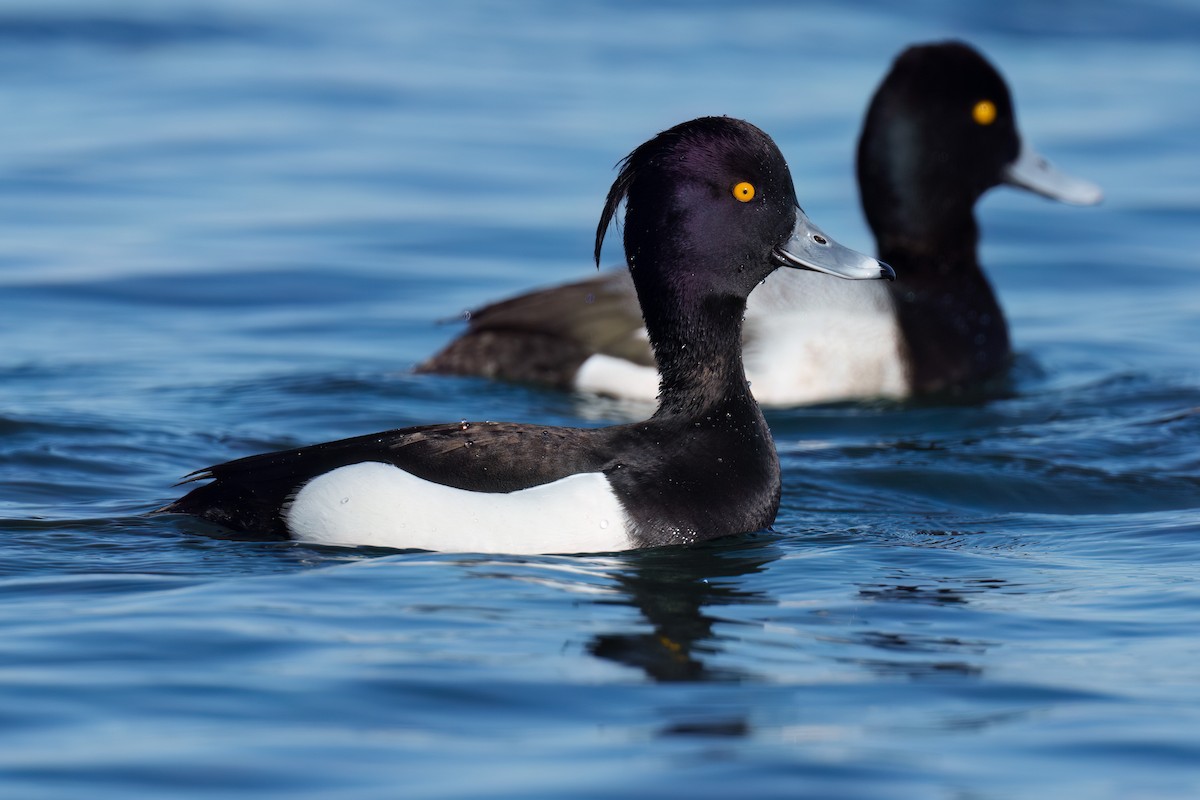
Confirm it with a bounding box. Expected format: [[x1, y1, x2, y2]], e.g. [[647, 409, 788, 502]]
[[285, 463, 632, 554], [574, 354, 660, 401]]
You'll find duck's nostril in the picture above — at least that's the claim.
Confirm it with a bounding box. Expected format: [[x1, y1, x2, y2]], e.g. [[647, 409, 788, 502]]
[[812, 234, 828, 245]]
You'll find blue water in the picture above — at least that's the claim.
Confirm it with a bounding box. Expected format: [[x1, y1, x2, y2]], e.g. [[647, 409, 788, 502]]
[[2, 1, 1199, 797]]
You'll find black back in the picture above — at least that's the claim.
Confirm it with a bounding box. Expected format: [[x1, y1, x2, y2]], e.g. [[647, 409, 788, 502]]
[[414, 269, 648, 387]]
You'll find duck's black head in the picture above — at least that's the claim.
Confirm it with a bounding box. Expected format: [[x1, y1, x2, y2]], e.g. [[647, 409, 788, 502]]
[[597, 117, 890, 319], [857, 42, 1018, 244], [858, 41, 1101, 250], [596, 117, 801, 304]]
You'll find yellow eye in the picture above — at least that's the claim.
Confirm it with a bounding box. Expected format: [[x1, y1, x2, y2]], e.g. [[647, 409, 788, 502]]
[[972, 99, 997, 126], [732, 181, 755, 202]]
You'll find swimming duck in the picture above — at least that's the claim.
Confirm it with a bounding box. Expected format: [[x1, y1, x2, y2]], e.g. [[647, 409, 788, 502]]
[[418, 41, 1101, 405], [161, 117, 893, 554]]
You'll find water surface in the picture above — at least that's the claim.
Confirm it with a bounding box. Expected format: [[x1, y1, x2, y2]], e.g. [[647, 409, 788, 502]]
[[2, 1, 1199, 797]]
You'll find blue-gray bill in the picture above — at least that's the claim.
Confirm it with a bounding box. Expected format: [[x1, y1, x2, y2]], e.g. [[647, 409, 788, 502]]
[[773, 208, 896, 281], [1004, 140, 1104, 206]]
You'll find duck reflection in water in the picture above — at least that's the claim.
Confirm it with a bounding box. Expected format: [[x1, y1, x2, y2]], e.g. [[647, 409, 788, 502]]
[[586, 535, 1016, 737], [587, 538, 780, 684]]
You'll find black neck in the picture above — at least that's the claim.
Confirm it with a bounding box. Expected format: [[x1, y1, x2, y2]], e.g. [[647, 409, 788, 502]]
[[639, 285, 756, 419], [878, 222, 1011, 394], [867, 175, 983, 265]]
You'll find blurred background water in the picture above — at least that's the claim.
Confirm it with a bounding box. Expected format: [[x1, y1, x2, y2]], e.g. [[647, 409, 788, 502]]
[[1, 1, 1198, 797]]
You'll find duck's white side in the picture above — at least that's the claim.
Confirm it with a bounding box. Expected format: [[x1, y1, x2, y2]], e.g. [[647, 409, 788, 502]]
[[285, 463, 632, 554]]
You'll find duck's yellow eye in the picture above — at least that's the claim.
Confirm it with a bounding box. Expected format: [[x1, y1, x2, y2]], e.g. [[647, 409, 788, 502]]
[[733, 181, 755, 202], [972, 99, 997, 126]]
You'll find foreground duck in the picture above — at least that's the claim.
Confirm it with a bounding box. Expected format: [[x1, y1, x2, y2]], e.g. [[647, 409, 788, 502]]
[[419, 41, 1101, 405], [161, 117, 893, 553]]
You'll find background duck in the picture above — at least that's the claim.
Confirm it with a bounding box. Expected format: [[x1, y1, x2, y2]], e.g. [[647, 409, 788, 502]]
[[419, 41, 1102, 405]]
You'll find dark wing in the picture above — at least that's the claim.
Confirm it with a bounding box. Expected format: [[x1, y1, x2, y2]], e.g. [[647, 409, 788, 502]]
[[416, 268, 653, 387], [159, 421, 613, 537]]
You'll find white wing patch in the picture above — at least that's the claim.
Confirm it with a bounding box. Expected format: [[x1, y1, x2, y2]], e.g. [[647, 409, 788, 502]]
[[285, 463, 632, 554]]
